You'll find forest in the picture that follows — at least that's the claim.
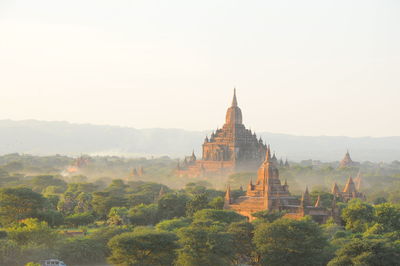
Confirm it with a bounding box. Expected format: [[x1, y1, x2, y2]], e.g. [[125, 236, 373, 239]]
[[0, 153, 400, 265]]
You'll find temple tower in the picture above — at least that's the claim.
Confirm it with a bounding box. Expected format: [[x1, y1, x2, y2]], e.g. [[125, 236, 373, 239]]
[[178, 89, 267, 177]]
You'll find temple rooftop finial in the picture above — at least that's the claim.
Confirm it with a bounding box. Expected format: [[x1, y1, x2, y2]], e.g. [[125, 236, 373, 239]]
[[232, 87, 238, 107], [225, 184, 232, 205], [315, 195, 321, 207], [265, 145, 271, 162]]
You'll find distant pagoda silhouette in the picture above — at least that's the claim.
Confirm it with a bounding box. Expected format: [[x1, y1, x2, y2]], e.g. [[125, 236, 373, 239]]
[[339, 150, 357, 168]]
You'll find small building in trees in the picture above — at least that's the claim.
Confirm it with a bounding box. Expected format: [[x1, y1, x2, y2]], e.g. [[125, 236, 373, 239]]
[[224, 147, 333, 223], [339, 150, 358, 168], [331, 175, 365, 202]]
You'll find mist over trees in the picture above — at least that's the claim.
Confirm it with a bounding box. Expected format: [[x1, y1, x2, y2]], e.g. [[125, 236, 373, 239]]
[[1, 119, 400, 161], [0, 153, 399, 265]]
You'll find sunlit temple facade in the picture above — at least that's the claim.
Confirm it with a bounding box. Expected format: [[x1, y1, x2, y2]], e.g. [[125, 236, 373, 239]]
[[177, 89, 267, 177], [224, 147, 333, 223], [331, 174, 365, 202]]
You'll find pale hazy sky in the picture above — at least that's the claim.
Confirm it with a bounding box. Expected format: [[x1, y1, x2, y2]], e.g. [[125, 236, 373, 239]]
[[0, 0, 399, 137]]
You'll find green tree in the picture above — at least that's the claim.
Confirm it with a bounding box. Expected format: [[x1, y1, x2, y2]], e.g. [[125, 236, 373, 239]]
[[127, 183, 169, 206], [57, 237, 106, 265], [2, 161, 23, 172], [185, 193, 209, 217], [328, 238, 400, 266], [6, 218, 60, 247], [310, 190, 334, 208], [157, 193, 188, 220], [208, 196, 224, 210], [31, 175, 67, 193], [128, 204, 159, 225], [321, 218, 345, 241], [37, 210, 64, 227], [108, 207, 130, 226], [373, 203, 400, 232], [42, 185, 65, 196], [67, 182, 98, 193], [57, 191, 77, 215], [252, 210, 285, 223], [227, 221, 254, 265], [0, 239, 20, 266], [184, 183, 207, 195], [156, 217, 191, 232], [0, 187, 45, 226], [253, 218, 329, 266], [108, 229, 178, 266], [25, 263, 41, 266], [106, 179, 128, 195], [193, 209, 245, 225], [342, 199, 375, 233], [45, 194, 60, 209], [92, 191, 127, 218], [74, 192, 93, 213], [64, 212, 95, 227], [176, 222, 234, 266], [19, 243, 57, 266], [88, 227, 130, 258]]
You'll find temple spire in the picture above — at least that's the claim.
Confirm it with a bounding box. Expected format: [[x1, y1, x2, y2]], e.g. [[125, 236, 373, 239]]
[[232, 88, 238, 107], [301, 186, 311, 206], [305, 186, 309, 196], [274, 192, 281, 211], [315, 195, 321, 207], [343, 176, 356, 193], [265, 146, 271, 162], [158, 186, 166, 198], [354, 171, 362, 190], [332, 195, 337, 208], [331, 182, 340, 195], [225, 184, 232, 205]]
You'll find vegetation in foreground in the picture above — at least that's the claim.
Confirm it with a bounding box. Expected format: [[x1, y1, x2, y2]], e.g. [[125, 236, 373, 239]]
[[0, 154, 399, 265]]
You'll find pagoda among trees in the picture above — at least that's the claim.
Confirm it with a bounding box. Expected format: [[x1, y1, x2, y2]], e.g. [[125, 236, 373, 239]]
[[177, 89, 267, 177], [331, 175, 365, 202], [339, 150, 357, 168], [224, 147, 332, 223]]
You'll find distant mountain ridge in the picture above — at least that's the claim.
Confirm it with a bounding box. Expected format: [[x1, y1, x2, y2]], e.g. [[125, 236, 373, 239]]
[[0, 120, 399, 162]]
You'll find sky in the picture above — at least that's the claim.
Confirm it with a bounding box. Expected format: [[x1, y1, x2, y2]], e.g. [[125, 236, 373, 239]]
[[0, 0, 399, 137]]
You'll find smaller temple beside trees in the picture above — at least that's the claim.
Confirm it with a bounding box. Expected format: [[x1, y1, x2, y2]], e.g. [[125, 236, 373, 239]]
[[224, 147, 334, 223], [224, 147, 366, 223], [331, 175, 365, 202]]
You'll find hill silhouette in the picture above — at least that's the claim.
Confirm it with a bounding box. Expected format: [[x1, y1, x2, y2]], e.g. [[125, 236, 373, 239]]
[[0, 120, 399, 162]]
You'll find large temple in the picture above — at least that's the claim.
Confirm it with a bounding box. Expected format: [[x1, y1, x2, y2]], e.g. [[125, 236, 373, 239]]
[[224, 147, 333, 223], [177, 89, 267, 177], [178, 90, 365, 223]]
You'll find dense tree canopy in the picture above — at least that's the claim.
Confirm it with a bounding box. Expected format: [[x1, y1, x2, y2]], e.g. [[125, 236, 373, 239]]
[[108, 229, 178, 266], [328, 238, 400, 266], [342, 199, 375, 233], [0, 153, 400, 265], [176, 222, 235, 266], [253, 218, 329, 266], [0, 188, 45, 226]]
